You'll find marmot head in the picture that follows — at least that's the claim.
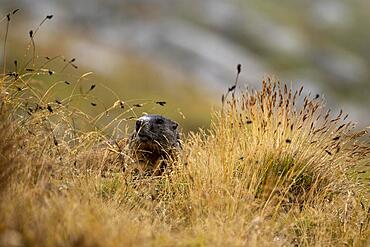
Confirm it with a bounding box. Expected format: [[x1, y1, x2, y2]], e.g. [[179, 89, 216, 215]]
[[134, 114, 181, 150]]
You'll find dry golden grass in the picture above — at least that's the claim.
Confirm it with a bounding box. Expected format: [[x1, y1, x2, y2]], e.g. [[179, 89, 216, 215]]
[[1, 11, 369, 247], [1, 70, 369, 246]]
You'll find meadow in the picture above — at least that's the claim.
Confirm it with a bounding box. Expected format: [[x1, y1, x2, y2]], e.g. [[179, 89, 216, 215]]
[[0, 11, 369, 247]]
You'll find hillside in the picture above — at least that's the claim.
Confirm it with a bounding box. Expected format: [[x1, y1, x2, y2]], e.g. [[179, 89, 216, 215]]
[[0, 9, 369, 247]]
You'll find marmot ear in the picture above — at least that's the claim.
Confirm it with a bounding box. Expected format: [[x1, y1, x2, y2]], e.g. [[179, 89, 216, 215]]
[[172, 122, 179, 130]]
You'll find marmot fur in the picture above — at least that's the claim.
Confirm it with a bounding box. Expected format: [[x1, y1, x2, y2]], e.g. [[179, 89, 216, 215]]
[[126, 114, 181, 175]]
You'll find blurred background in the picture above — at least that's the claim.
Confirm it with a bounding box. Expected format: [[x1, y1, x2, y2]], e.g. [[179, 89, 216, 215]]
[[1, 0, 369, 131]]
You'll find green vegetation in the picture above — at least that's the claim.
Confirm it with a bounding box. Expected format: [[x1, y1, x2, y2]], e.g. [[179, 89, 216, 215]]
[[1, 15, 212, 133]]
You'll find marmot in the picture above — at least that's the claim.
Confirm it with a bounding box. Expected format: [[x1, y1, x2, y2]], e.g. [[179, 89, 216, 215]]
[[126, 114, 181, 175]]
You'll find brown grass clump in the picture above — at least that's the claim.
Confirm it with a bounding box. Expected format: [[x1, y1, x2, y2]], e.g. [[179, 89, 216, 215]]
[[0, 12, 369, 247]]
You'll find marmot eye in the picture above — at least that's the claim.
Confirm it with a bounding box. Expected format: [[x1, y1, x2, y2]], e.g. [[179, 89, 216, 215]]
[[155, 118, 164, 124], [136, 120, 142, 132], [172, 123, 178, 130]]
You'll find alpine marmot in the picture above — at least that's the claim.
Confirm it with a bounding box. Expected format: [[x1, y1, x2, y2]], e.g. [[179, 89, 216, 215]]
[[127, 114, 181, 175]]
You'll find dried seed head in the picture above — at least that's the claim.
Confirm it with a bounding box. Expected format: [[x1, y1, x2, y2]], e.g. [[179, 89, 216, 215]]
[[47, 104, 53, 113], [237, 64, 241, 74], [156, 101, 166, 106], [299, 85, 304, 96]]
